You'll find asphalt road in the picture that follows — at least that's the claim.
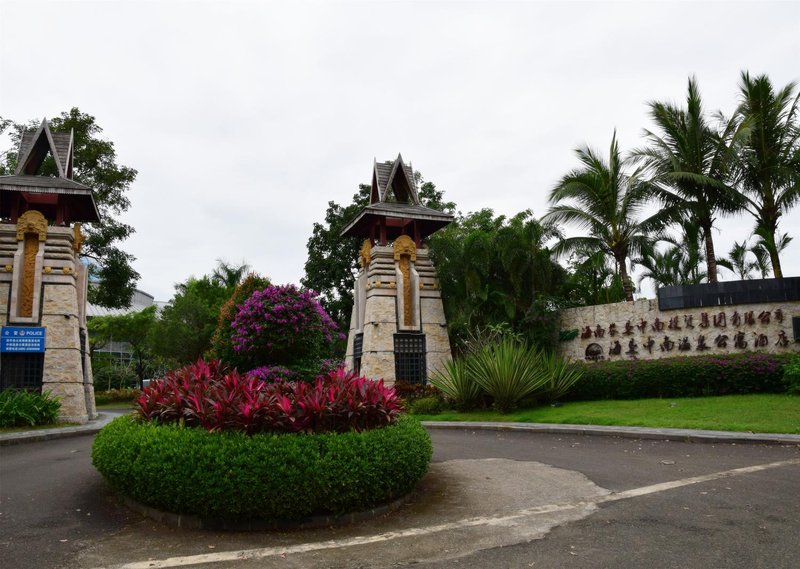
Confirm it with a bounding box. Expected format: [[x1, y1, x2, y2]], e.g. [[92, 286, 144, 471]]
[[1, 428, 798, 569]]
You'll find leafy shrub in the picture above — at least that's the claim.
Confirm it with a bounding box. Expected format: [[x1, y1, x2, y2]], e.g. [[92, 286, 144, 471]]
[[209, 274, 272, 366], [0, 390, 60, 428], [137, 359, 402, 434], [428, 358, 482, 410], [230, 284, 343, 373], [93, 364, 138, 391], [409, 396, 444, 415], [393, 380, 441, 402], [92, 414, 431, 520], [539, 351, 584, 403], [95, 388, 142, 406], [784, 355, 800, 395], [465, 339, 548, 412], [567, 352, 793, 401]]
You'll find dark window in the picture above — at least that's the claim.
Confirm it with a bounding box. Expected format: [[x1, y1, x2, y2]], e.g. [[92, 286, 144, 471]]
[[793, 317, 800, 342], [394, 333, 426, 384], [353, 333, 363, 376], [0, 353, 45, 391]]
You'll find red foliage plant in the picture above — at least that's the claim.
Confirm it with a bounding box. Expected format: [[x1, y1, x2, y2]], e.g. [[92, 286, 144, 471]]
[[136, 360, 402, 435]]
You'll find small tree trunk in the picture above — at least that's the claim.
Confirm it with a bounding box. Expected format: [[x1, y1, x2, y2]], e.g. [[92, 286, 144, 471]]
[[770, 247, 783, 279]]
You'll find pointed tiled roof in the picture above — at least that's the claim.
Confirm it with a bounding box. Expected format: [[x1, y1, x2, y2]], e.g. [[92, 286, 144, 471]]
[[15, 119, 74, 178], [371, 154, 419, 205]]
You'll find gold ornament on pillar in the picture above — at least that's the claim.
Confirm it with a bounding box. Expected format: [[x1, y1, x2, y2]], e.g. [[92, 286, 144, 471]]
[[16, 210, 48, 318], [393, 235, 417, 327], [359, 239, 372, 268]]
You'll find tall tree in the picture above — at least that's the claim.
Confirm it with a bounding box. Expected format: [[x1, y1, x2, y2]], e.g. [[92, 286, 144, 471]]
[[428, 209, 568, 350], [87, 305, 158, 388], [545, 131, 657, 301], [633, 77, 745, 283], [1, 108, 139, 307], [732, 72, 800, 278], [151, 276, 230, 364], [211, 259, 251, 290]]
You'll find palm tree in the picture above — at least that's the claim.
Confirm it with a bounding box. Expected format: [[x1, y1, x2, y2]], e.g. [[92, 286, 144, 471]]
[[750, 227, 793, 278], [211, 259, 251, 290], [722, 240, 758, 280], [545, 131, 658, 302], [633, 76, 746, 283], [732, 72, 800, 278]]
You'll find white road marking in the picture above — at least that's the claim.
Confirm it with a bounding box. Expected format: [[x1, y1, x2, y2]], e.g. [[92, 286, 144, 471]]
[[96, 458, 800, 569]]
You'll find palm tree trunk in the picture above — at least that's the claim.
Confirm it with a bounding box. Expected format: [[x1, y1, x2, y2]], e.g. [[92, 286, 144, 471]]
[[617, 255, 634, 302], [702, 222, 718, 283], [771, 248, 783, 279]]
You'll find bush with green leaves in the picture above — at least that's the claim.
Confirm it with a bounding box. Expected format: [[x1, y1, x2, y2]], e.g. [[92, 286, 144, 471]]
[[409, 396, 444, 415], [209, 274, 272, 367], [95, 388, 141, 406], [92, 414, 431, 521], [539, 351, 584, 403], [567, 352, 793, 401], [0, 390, 61, 428], [429, 358, 482, 410], [465, 339, 549, 413], [784, 354, 800, 395]]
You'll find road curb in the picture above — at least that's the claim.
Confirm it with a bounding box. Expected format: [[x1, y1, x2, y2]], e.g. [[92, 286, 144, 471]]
[[0, 412, 123, 446], [421, 421, 800, 446]]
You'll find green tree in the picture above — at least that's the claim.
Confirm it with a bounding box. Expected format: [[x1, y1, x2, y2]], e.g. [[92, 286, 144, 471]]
[[633, 77, 745, 283], [564, 248, 625, 305], [211, 259, 251, 289], [732, 72, 800, 278], [428, 209, 567, 350], [151, 276, 230, 364], [1, 108, 139, 307], [88, 305, 158, 388], [545, 131, 658, 301]]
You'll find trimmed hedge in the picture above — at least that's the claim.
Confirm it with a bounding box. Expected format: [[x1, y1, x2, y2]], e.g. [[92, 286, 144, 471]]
[[566, 352, 793, 401], [92, 414, 431, 521]]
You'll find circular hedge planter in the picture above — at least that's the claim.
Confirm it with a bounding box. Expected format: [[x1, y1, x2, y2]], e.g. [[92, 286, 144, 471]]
[[92, 415, 431, 522]]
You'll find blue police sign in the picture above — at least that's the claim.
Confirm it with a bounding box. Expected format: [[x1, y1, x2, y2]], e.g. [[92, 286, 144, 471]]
[[1, 327, 46, 353]]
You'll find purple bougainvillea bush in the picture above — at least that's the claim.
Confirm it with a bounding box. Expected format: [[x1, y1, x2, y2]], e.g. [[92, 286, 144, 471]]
[[136, 359, 402, 434], [229, 284, 344, 374]]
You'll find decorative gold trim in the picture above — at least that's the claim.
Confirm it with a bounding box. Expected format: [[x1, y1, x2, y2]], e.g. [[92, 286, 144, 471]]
[[44, 267, 52, 274], [392, 235, 417, 262], [16, 210, 48, 242], [3, 265, 11, 272], [62, 267, 72, 274], [72, 223, 84, 254], [358, 239, 372, 268]]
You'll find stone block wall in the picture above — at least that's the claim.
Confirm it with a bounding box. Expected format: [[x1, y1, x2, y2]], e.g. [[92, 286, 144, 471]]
[[558, 297, 800, 363]]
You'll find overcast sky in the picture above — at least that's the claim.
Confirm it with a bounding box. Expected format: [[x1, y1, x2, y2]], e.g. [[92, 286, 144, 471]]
[[2, 0, 799, 302]]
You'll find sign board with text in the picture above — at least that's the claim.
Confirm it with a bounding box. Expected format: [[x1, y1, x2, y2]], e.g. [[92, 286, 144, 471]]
[[0, 327, 46, 353]]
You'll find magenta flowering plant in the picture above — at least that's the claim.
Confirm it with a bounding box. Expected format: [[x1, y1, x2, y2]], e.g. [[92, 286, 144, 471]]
[[229, 284, 344, 373]]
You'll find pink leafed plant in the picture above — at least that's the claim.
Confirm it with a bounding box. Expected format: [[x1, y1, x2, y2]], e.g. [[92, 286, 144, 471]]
[[136, 360, 402, 435]]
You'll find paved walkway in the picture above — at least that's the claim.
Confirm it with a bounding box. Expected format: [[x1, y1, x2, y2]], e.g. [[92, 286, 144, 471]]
[[3, 412, 799, 446]]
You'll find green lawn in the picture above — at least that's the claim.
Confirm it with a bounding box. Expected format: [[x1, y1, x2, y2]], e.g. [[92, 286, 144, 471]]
[[414, 394, 800, 434]]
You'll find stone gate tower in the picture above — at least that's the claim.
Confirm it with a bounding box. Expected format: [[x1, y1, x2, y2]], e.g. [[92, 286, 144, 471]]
[[341, 155, 453, 385], [0, 119, 99, 423]]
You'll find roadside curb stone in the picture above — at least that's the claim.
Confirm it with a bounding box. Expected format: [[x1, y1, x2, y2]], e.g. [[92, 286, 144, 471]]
[[422, 421, 800, 446], [2, 414, 798, 446]]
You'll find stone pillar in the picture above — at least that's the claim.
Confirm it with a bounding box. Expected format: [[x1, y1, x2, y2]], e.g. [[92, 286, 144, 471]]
[[0, 221, 95, 423], [345, 239, 451, 385]]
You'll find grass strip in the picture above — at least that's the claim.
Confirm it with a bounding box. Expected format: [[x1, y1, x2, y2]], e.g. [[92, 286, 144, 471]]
[[415, 394, 800, 434]]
